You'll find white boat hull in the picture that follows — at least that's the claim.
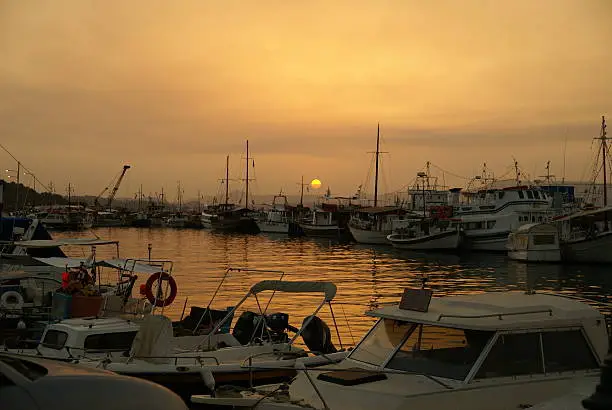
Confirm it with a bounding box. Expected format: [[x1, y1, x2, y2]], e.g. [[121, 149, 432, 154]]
[[464, 232, 510, 252], [388, 230, 461, 250], [348, 225, 391, 245], [256, 221, 289, 234]]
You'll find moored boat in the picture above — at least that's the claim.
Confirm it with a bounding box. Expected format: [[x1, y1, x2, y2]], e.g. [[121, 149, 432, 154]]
[[387, 217, 462, 250], [192, 288, 608, 410], [507, 223, 561, 262]]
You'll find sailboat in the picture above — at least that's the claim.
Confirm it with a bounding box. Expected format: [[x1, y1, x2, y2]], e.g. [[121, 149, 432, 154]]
[[201, 141, 260, 234], [556, 116, 612, 263], [165, 182, 189, 228], [348, 124, 407, 244]]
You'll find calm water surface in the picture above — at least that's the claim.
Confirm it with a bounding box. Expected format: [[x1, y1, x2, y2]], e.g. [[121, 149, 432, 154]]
[[55, 228, 612, 347]]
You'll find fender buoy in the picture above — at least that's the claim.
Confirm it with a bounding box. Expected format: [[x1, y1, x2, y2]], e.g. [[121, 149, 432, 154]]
[[0, 291, 24, 311], [144, 272, 177, 307]]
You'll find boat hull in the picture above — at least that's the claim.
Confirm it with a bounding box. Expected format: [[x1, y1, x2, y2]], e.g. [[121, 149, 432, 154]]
[[463, 232, 510, 252], [299, 223, 343, 238], [561, 231, 612, 263], [388, 230, 461, 250], [256, 221, 289, 234], [348, 225, 391, 245]]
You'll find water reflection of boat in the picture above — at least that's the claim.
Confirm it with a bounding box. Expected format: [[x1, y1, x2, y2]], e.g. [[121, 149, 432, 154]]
[[193, 289, 608, 410]]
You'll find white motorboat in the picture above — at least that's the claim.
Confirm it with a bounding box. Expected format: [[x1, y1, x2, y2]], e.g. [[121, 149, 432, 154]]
[[78, 279, 346, 401], [349, 207, 407, 245], [387, 217, 462, 250], [507, 223, 561, 262], [256, 194, 292, 234], [192, 289, 608, 410]]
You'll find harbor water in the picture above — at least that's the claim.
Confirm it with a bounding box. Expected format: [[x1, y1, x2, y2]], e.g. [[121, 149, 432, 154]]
[[53, 228, 612, 346]]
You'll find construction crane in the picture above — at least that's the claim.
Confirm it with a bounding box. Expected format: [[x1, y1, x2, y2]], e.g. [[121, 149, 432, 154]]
[[94, 165, 131, 210]]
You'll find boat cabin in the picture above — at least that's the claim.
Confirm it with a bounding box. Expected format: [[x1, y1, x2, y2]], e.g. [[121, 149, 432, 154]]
[[347, 290, 607, 383], [35, 317, 140, 359], [507, 223, 560, 262]]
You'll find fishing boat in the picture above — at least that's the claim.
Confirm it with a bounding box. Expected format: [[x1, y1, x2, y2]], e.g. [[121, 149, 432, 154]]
[[554, 117, 612, 263], [80, 278, 345, 401], [256, 193, 292, 234], [506, 223, 561, 262], [387, 217, 462, 250], [192, 288, 608, 410], [37, 206, 94, 231], [201, 142, 259, 234], [348, 125, 408, 244]]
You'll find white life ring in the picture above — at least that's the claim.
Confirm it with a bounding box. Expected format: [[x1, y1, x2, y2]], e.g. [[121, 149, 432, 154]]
[[0, 291, 24, 311]]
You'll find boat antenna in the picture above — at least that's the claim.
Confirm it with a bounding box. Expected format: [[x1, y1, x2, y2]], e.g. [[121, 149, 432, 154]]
[[562, 136, 567, 183], [245, 139, 249, 210], [594, 116, 608, 207], [225, 155, 230, 205], [374, 123, 380, 207]]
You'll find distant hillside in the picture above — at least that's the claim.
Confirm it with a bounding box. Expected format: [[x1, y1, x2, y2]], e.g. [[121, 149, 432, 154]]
[[1, 180, 67, 211]]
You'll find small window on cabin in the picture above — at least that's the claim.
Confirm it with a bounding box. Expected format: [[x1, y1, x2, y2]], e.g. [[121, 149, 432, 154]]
[[526, 191, 534, 199], [534, 191, 540, 199], [532, 216, 536, 223], [41, 330, 68, 350], [518, 191, 524, 199], [542, 330, 598, 372], [498, 192, 505, 200], [475, 333, 543, 379], [84, 331, 138, 351], [533, 235, 556, 245], [487, 221, 496, 229], [538, 216, 543, 222]]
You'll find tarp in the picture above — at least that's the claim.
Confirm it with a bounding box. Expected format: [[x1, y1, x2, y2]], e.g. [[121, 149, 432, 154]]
[[250, 280, 337, 302], [13, 238, 119, 248], [32, 257, 92, 268], [97, 258, 167, 275]]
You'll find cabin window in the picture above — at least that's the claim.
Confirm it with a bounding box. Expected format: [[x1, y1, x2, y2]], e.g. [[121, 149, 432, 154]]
[[533, 235, 556, 245], [498, 192, 505, 200], [84, 331, 138, 352], [533, 191, 540, 199], [486, 221, 496, 229], [526, 191, 534, 199], [41, 330, 68, 350], [518, 191, 524, 199], [475, 333, 543, 378], [538, 216, 543, 222], [350, 319, 413, 366], [386, 325, 494, 380], [541, 330, 598, 372]]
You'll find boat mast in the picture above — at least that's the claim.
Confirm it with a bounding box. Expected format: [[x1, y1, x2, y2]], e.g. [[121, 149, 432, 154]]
[[600, 116, 608, 207], [374, 123, 380, 207], [300, 175, 304, 206], [245, 139, 249, 210], [225, 155, 230, 206]]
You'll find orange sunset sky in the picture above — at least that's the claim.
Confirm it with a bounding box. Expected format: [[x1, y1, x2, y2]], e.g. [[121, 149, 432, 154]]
[[1, 1, 611, 203]]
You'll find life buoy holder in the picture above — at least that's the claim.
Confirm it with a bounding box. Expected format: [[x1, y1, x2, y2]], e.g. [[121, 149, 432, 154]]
[[0, 291, 25, 311], [144, 272, 177, 307]]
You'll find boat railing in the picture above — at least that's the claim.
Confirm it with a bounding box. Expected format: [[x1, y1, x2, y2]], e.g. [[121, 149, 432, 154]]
[[437, 309, 553, 321]]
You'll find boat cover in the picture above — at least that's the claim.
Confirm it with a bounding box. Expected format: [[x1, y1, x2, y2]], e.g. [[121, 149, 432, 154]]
[[130, 315, 173, 364], [13, 238, 119, 248], [250, 280, 337, 302], [97, 258, 168, 275], [32, 257, 92, 268]]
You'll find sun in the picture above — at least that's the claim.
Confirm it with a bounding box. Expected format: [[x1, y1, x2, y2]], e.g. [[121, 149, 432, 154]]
[[310, 179, 322, 189]]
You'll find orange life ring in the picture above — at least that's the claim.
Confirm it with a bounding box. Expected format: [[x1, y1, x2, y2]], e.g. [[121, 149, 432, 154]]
[[144, 272, 178, 307]]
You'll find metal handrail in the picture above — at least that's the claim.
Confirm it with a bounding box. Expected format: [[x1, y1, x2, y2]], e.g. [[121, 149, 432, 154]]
[[437, 309, 553, 321]]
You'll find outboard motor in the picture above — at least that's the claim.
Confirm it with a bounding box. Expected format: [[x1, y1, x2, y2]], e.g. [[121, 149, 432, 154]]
[[232, 311, 263, 345], [301, 315, 337, 354], [266, 312, 298, 343]]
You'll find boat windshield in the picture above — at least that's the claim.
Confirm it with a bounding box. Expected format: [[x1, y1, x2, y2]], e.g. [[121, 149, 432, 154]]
[[350, 319, 493, 380]]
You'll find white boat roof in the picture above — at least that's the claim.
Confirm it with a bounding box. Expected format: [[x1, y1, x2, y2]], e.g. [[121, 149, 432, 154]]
[[32, 257, 169, 274], [14, 238, 119, 248], [50, 317, 140, 333], [554, 205, 612, 222], [367, 291, 603, 331], [250, 280, 337, 302]]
